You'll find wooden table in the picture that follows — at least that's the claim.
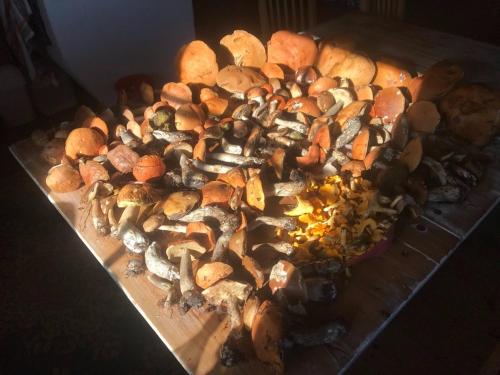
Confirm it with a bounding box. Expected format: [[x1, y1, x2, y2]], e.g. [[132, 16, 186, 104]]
[[10, 12, 500, 375]]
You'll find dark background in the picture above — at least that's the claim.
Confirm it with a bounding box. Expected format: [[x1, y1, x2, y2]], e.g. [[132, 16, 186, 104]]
[[1, 1, 499, 374]]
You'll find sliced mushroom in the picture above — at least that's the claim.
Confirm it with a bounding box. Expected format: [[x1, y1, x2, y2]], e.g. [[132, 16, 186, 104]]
[[195, 262, 233, 289], [161, 190, 200, 220]]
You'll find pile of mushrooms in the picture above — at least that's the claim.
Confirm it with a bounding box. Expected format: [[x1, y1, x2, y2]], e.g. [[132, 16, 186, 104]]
[[34, 28, 499, 372]]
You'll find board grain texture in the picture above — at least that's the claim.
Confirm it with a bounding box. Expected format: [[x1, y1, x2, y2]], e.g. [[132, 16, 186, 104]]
[[10, 12, 500, 375]]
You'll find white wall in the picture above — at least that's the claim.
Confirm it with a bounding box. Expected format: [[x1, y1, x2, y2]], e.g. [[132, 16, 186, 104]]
[[38, 0, 195, 105]]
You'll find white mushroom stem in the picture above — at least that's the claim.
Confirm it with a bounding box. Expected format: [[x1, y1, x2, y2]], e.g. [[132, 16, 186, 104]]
[[179, 206, 239, 232], [192, 159, 234, 173], [275, 117, 309, 135], [207, 153, 265, 166], [119, 221, 150, 254], [266, 133, 298, 147], [145, 242, 180, 281], [226, 296, 243, 335], [269, 181, 306, 197], [252, 101, 268, 118], [248, 216, 297, 231], [158, 223, 188, 233], [91, 198, 109, 235], [180, 154, 208, 188], [152, 129, 193, 143], [146, 273, 174, 292], [221, 138, 243, 155], [252, 242, 295, 256], [179, 250, 196, 294], [120, 130, 136, 145]]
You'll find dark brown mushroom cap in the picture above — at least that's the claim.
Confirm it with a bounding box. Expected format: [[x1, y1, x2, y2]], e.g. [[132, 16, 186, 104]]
[[117, 183, 161, 208], [216, 65, 267, 94]]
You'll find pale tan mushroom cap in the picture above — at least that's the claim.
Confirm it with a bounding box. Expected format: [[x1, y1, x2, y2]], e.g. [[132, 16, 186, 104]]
[[216, 65, 267, 94], [202, 280, 252, 305]]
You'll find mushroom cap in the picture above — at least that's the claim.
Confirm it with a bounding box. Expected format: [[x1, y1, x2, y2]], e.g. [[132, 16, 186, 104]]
[[201, 181, 234, 207], [166, 239, 207, 261], [267, 30, 318, 72], [243, 295, 261, 331], [246, 174, 265, 211], [220, 30, 266, 68], [162, 190, 200, 220], [133, 155, 166, 182], [83, 116, 109, 139], [285, 97, 321, 117], [160, 82, 192, 109], [242, 256, 265, 289], [79, 160, 110, 186], [269, 260, 297, 294], [308, 76, 338, 97], [340, 160, 366, 177], [251, 300, 284, 372], [260, 62, 285, 80], [315, 40, 351, 77], [407, 100, 441, 133], [373, 87, 406, 124], [216, 65, 266, 94], [186, 221, 216, 250], [117, 183, 161, 208], [372, 59, 412, 89], [175, 103, 206, 131], [195, 262, 234, 289], [217, 167, 247, 188], [177, 40, 218, 86], [399, 136, 423, 172], [228, 229, 247, 258], [335, 100, 368, 128], [65, 127, 105, 160], [163, 141, 193, 159], [201, 280, 252, 305], [203, 97, 229, 116], [46, 164, 82, 193], [107, 144, 140, 173], [327, 52, 376, 87]]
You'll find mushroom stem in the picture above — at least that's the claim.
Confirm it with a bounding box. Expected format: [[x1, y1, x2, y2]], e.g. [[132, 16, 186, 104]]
[[252, 242, 295, 256], [180, 154, 208, 188], [179, 250, 205, 313], [152, 129, 193, 143], [284, 321, 346, 348], [158, 223, 188, 233], [144, 242, 180, 281], [269, 181, 306, 196], [275, 117, 309, 135], [211, 231, 234, 262], [192, 159, 234, 173], [243, 126, 262, 157], [119, 220, 150, 254], [179, 206, 239, 232], [91, 198, 109, 235], [207, 153, 265, 166], [221, 138, 243, 155], [248, 216, 297, 231], [266, 133, 298, 148]]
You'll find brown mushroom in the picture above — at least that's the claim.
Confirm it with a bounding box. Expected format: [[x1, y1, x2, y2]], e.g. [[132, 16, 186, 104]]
[[328, 52, 376, 87], [228, 229, 247, 259], [133, 155, 166, 182], [372, 59, 412, 89], [251, 300, 284, 373], [351, 127, 371, 160], [65, 128, 105, 160], [315, 41, 350, 77], [107, 144, 140, 173], [186, 222, 216, 251], [243, 295, 261, 331], [242, 256, 265, 289], [177, 40, 218, 86], [296, 145, 321, 169], [270, 148, 286, 180], [117, 183, 161, 208], [79, 160, 110, 186], [373, 87, 406, 124], [308, 76, 338, 97], [391, 114, 410, 150], [195, 262, 234, 289], [260, 62, 285, 80], [217, 167, 247, 188], [46, 164, 82, 193], [162, 190, 200, 220], [204, 97, 229, 116], [412, 60, 463, 101], [407, 101, 441, 133], [201, 181, 234, 207], [355, 84, 377, 101], [216, 65, 266, 94], [335, 100, 368, 128], [341, 160, 366, 177], [267, 30, 318, 71], [82, 116, 109, 139], [160, 82, 192, 109], [175, 103, 206, 131], [246, 174, 265, 211], [399, 137, 423, 172], [220, 30, 266, 68], [73, 105, 96, 127], [284, 97, 321, 117]]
